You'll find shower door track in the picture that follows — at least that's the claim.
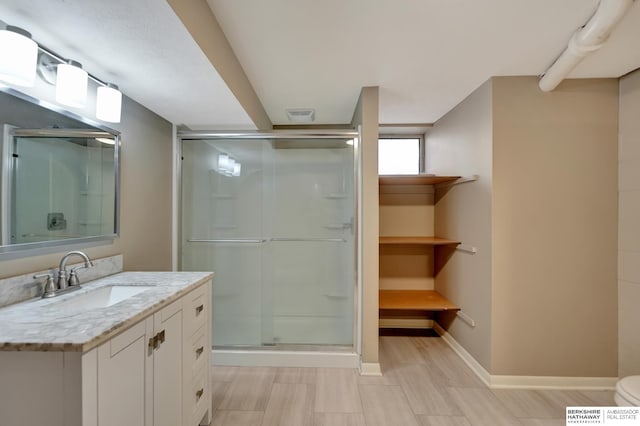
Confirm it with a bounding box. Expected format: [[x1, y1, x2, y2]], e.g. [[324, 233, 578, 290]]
[[178, 130, 359, 140]]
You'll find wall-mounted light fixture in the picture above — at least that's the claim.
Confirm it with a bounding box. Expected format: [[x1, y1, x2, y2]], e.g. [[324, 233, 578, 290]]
[[96, 137, 116, 145], [0, 25, 38, 87], [96, 83, 122, 123], [217, 153, 242, 177], [0, 21, 123, 123], [55, 60, 88, 108]]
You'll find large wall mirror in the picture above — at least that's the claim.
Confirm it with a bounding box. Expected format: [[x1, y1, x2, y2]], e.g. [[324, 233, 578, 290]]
[[0, 87, 119, 256]]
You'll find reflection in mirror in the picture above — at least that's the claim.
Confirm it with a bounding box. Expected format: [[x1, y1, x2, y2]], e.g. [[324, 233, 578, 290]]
[[0, 88, 119, 255]]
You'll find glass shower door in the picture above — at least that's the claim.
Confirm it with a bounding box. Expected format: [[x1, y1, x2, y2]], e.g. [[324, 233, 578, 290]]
[[182, 139, 271, 346], [269, 146, 355, 345], [181, 136, 355, 348]]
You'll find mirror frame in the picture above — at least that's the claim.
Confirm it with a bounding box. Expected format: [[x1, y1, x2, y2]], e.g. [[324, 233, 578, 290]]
[[0, 86, 120, 257]]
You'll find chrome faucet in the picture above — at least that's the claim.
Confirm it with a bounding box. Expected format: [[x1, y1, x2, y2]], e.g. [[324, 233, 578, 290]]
[[56, 251, 94, 290], [34, 251, 94, 298]]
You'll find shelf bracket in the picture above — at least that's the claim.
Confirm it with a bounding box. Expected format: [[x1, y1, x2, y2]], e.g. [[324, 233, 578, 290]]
[[457, 311, 476, 327], [453, 175, 479, 185], [456, 244, 477, 254], [435, 174, 479, 189]]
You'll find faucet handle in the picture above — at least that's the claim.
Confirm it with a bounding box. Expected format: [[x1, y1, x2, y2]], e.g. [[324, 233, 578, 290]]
[[34, 273, 57, 298], [68, 264, 89, 287]]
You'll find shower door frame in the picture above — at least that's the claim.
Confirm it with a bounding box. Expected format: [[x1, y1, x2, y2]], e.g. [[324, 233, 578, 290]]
[[177, 129, 363, 358]]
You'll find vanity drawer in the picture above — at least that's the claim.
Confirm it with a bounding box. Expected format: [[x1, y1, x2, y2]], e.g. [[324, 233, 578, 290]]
[[185, 283, 208, 335], [190, 368, 209, 425], [190, 326, 207, 377]]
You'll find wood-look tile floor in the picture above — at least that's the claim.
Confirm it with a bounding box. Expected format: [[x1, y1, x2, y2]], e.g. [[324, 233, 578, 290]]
[[210, 335, 614, 426]]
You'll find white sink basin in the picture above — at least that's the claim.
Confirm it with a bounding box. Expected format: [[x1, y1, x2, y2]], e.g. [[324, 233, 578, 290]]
[[53, 285, 154, 311]]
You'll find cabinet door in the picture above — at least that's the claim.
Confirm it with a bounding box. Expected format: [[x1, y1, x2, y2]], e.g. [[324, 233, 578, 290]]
[[97, 320, 147, 426], [153, 300, 183, 426]]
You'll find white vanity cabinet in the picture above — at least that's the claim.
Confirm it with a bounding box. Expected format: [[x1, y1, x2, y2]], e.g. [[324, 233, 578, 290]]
[[0, 278, 212, 426], [181, 282, 211, 426], [92, 298, 184, 426]]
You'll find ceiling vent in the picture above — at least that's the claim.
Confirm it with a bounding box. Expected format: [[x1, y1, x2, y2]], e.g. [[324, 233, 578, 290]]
[[286, 108, 315, 123]]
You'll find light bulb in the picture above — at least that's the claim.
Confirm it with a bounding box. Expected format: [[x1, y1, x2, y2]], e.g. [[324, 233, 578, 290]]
[[56, 60, 88, 108], [0, 26, 38, 87], [218, 154, 229, 174], [96, 83, 122, 123]]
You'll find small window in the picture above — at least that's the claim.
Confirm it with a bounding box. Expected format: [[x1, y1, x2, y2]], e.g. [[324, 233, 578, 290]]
[[378, 137, 422, 175]]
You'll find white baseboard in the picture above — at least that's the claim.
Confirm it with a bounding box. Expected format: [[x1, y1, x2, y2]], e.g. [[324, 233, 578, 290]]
[[360, 362, 382, 376], [433, 322, 491, 386], [489, 375, 617, 390], [212, 349, 359, 368], [433, 323, 617, 390]]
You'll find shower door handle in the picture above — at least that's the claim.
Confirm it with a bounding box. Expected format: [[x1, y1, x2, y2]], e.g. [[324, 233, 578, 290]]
[[270, 238, 347, 243], [187, 239, 268, 243]]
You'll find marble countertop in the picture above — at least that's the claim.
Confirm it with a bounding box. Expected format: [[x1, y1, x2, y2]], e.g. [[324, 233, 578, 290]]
[[0, 271, 213, 352]]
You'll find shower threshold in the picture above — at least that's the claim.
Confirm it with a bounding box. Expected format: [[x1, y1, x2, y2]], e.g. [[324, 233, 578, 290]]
[[213, 344, 353, 352], [212, 344, 359, 368]]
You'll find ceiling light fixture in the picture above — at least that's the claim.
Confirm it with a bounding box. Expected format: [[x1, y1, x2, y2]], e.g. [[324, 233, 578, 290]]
[[0, 25, 38, 87]]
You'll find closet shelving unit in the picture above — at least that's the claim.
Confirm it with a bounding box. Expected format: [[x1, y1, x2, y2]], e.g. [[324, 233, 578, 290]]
[[378, 174, 461, 321]]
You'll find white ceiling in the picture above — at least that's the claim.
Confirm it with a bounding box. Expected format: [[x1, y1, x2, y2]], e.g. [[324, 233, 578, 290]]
[[1, 1, 639, 128], [207, 0, 640, 125], [0, 0, 255, 129]]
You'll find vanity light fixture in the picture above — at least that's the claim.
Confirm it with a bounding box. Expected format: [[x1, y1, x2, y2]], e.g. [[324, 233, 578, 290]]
[[96, 83, 122, 123], [227, 158, 236, 176], [0, 25, 38, 87], [218, 154, 230, 173], [96, 137, 116, 145], [55, 60, 88, 108], [0, 21, 123, 123], [217, 153, 242, 177]]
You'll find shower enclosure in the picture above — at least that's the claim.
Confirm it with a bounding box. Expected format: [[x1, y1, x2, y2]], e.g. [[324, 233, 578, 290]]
[[179, 131, 360, 366]]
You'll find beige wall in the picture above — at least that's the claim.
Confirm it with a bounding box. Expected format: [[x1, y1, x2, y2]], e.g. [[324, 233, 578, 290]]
[[352, 87, 379, 365], [491, 77, 618, 377], [0, 95, 174, 278], [618, 69, 640, 378], [427, 77, 619, 378], [117, 97, 174, 271], [379, 186, 435, 291], [427, 79, 494, 371]]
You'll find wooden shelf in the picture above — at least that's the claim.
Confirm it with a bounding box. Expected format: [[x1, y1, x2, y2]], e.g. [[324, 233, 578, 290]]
[[379, 290, 459, 311], [380, 236, 460, 246], [379, 175, 460, 186]]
